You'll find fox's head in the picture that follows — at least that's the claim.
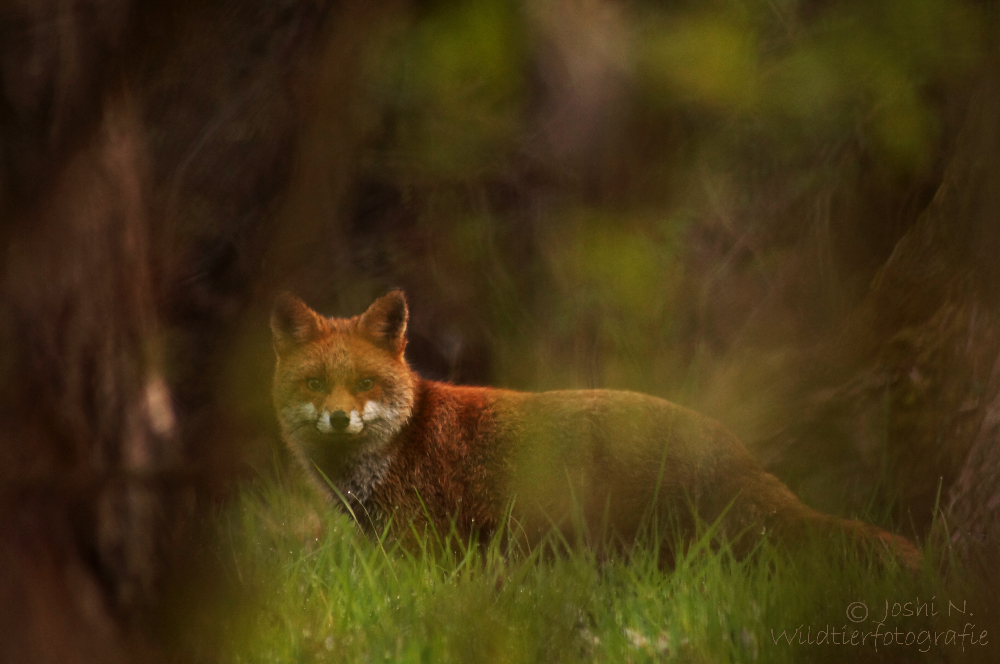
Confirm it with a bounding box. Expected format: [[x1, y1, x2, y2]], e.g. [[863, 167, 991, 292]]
[[270, 291, 417, 474]]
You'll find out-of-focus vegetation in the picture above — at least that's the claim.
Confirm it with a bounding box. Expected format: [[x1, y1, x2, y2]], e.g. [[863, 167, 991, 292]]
[[637, 0, 982, 168], [320, 0, 986, 390], [376, 0, 527, 180]]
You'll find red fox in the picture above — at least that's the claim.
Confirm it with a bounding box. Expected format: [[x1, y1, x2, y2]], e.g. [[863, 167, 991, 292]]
[[271, 291, 920, 567]]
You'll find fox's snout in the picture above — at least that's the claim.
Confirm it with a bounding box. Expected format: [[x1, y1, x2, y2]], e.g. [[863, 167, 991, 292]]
[[316, 406, 364, 435], [328, 411, 350, 431], [286, 399, 397, 437]]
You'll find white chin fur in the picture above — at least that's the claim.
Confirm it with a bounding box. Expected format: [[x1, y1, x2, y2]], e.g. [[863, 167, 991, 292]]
[[316, 409, 332, 434], [282, 402, 318, 425], [285, 399, 400, 437], [346, 410, 363, 434], [362, 400, 393, 422]]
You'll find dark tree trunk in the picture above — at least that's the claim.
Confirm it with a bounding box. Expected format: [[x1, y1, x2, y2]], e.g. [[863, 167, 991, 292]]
[[757, 47, 1000, 565], [1, 96, 164, 664], [855, 62, 1000, 561], [0, 1, 348, 660], [934, 70, 1000, 564]]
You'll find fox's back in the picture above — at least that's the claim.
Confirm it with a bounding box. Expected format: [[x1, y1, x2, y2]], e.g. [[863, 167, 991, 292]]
[[271, 291, 921, 568]]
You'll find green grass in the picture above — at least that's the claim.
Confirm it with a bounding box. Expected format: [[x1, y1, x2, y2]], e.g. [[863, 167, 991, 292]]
[[213, 472, 994, 664]]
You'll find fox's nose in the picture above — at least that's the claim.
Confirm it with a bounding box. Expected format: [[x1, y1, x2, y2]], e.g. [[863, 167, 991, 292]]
[[329, 410, 350, 432]]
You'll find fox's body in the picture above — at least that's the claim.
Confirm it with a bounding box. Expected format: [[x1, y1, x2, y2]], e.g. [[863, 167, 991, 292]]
[[272, 292, 919, 566]]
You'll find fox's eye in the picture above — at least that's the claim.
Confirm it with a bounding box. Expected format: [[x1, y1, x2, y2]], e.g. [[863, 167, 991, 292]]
[[306, 378, 325, 392], [356, 377, 375, 392]]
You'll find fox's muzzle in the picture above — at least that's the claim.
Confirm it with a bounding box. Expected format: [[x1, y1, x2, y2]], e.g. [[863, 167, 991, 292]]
[[316, 407, 364, 435], [328, 410, 350, 432]]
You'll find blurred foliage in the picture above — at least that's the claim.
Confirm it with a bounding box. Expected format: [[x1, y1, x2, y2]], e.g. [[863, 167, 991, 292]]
[[344, 0, 988, 389], [374, 0, 527, 180], [370, 0, 986, 181], [636, 0, 983, 172]]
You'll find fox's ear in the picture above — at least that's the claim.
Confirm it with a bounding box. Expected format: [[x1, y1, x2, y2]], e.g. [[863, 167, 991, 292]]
[[358, 290, 408, 356], [271, 292, 324, 354]]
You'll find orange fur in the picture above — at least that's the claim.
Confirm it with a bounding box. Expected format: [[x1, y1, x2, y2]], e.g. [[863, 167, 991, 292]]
[[272, 291, 920, 568]]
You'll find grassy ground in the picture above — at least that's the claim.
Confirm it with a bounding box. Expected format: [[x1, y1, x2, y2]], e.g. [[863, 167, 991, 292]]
[[209, 472, 996, 664]]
